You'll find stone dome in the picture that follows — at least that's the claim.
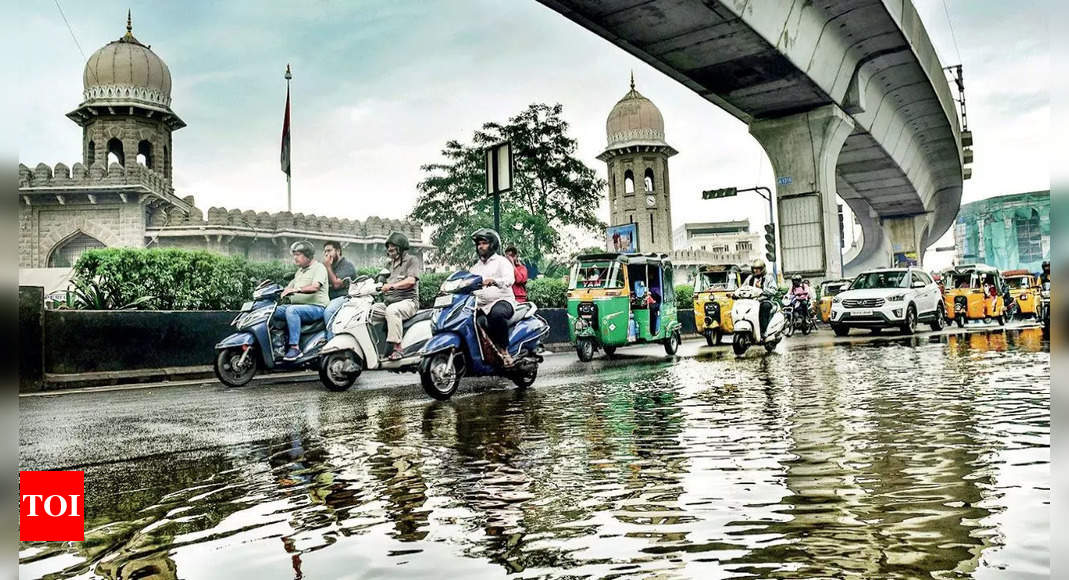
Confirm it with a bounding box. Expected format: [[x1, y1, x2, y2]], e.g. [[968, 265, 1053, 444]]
[[605, 76, 668, 149], [82, 13, 172, 108]]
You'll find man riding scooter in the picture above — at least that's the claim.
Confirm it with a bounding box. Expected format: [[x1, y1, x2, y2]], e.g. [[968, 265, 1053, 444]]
[[469, 228, 517, 367], [743, 258, 778, 339], [372, 232, 421, 361], [276, 241, 330, 361]]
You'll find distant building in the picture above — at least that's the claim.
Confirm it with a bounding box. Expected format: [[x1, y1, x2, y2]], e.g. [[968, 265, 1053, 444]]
[[953, 190, 1050, 272], [18, 15, 424, 292], [672, 220, 762, 266]]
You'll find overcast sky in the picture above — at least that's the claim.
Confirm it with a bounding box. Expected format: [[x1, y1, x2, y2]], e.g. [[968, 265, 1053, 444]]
[[14, 1, 1049, 269]]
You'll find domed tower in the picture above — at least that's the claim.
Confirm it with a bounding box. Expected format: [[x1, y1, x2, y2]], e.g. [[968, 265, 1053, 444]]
[[66, 12, 184, 184], [597, 74, 677, 254]]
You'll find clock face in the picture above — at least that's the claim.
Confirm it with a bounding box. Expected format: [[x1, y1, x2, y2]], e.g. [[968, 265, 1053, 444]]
[[645, 195, 655, 207]]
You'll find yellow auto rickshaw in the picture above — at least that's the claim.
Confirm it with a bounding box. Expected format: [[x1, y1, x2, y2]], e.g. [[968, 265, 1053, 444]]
[[942, 264, 1008, 327], [1003, 269, 1041, 319], [693, 264, 744, 345], [818, 279, 851, 323]]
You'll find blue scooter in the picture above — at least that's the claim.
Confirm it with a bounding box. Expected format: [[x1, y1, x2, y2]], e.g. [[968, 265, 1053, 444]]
[[214, 281, 329, 387], [419, 271, 550, 400]]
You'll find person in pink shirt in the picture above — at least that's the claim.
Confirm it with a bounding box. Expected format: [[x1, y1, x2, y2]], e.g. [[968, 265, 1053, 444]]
[[505, 246, 528, 303]]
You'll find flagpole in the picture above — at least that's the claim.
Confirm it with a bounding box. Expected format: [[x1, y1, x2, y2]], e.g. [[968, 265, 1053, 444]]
[[284, 64, 292, 212]]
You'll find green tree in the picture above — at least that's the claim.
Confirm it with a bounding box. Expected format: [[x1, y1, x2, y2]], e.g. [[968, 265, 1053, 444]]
[[411, 103, 606, 266]]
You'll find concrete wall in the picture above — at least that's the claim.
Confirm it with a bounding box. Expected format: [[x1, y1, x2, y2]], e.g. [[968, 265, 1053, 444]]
[[20, 287, 45, 391]]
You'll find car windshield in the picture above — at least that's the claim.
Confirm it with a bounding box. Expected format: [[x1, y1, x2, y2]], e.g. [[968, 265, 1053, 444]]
[[695, 271, 736, 292], [569, 261, 623, 289], [1006, 276, 1032, 289], [850, 271, 908, 290]]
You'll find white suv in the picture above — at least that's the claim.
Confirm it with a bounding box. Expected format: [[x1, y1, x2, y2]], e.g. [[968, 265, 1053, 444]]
[[829, 268, 945, 336]]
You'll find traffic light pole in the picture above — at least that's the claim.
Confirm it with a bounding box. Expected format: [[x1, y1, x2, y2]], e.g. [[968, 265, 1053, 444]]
[[737, 186, 777, 281]]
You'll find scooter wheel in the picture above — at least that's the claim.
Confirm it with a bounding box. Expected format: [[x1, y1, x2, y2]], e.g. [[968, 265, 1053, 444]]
[[511, 365, 538, 389], [420, 351, 462, 401], [214, 347, 258, 387], [732, 333, 750, 356], [319, 351, 359, 392]]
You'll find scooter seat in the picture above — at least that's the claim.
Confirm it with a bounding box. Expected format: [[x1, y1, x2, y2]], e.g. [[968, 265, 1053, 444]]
[[507, 302, 537, 325], [301, 319, 326, 334], [402, 309, 434, 333]]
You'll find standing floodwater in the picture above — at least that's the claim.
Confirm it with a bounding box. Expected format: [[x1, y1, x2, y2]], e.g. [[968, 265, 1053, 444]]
[[20, 329, 1049, 579]]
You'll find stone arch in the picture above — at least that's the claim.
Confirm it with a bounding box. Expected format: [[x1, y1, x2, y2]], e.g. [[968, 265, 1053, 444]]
[[624, 169, 635, 194], [137, 140, 154, 169], [644, 167, 655, 192], [107, 137, 125, 167], [40, 218, 122, 268]]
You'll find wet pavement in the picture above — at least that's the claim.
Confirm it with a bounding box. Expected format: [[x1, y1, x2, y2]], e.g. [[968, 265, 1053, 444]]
[[19, 323, 1050, 579]]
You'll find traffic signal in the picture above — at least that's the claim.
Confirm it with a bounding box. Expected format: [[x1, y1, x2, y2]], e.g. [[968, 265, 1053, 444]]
[[701, 187, 738, 200], [764, 223, 776, 262]]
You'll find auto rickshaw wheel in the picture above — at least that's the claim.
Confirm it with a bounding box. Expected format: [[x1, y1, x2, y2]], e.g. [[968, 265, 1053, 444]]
[[603, 346, 617, 357], [955, 315, 965, 328], [705, 330, 721, 346], [664, 331, 681, 356], [576, 338, 595, 362], [997, 313, 1006, 326]]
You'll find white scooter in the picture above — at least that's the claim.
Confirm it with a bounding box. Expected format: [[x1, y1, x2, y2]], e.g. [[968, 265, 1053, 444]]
[[318, 275, 433, 391], [729, 286, 787, 356]]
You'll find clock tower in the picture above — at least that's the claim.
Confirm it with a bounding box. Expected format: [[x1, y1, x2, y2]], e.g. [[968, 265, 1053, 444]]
[[597, 74, 677, 254]]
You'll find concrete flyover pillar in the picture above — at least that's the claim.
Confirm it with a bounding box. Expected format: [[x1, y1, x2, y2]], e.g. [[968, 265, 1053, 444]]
[[749, 104, 854, 281], [884, 215, 925, 267]]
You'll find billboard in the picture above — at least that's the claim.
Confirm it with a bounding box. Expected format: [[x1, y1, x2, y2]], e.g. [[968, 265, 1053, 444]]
[[606, 223, 639, 253]]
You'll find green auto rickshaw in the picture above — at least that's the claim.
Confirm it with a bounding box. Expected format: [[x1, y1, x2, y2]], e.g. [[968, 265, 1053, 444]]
[[567, 253, 682, 361]]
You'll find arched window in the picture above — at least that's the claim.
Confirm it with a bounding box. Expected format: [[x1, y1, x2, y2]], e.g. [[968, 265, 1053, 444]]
[[644, 168, 654, 192], [163, 146, 170, 178], [624, 170, 635, 194], [1015, 209, 1042, 264], [48, 232, 106, 268], [107, 138, 124, 166], [87, 141, 96, 166], [137, 140, 153, 168]]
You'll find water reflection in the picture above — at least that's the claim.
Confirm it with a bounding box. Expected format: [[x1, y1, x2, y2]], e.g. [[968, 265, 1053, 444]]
[[20, 329, 1049, 579]]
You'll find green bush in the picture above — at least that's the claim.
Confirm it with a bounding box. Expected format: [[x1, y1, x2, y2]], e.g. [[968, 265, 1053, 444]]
[[418, 272, 450, 308], [527, 277, 568, 308], [71, 248, 296, 310], [674, 284, 694, 306]]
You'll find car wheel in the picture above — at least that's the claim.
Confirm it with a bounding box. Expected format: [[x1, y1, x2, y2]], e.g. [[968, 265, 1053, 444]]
[[930, 304, 946, 331], [832, 324, 850, 337], [900, 305, 917, 335]]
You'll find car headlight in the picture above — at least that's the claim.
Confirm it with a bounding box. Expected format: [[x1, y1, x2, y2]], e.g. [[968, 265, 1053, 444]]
[[887, 294, 906, 302], [832, 296, 842, 303]]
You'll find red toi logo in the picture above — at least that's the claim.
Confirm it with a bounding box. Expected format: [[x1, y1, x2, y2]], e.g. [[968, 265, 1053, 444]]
[[19, 471, 85, 541]]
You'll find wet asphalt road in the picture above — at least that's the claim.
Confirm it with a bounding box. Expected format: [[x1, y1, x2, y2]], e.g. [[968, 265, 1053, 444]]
[[19, 320, 1050, 579]]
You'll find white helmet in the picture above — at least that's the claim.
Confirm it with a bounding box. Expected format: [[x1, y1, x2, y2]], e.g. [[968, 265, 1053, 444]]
[[751, 258, 767, 270]]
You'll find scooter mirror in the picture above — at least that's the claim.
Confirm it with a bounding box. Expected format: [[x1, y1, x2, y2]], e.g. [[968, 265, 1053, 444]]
[[375, 268, 390, 284]]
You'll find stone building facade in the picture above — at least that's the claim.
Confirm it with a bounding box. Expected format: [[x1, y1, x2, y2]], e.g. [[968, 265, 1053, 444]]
[[598, 76, 678, 254], [18, 15, 423, 280]]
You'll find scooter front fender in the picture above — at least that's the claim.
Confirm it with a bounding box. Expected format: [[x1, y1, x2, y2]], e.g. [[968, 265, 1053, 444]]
[[422, 332, 462, 356], [216, 332, 255, 350], [321, 333, 365, 362]]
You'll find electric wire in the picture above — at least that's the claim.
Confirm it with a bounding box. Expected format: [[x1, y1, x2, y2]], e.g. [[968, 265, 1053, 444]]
[[53, 0, 86, 61], [941, 0, 962, 64]]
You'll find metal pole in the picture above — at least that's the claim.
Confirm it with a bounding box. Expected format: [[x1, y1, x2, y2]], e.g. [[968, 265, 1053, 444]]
[[287, 174, 292, 213], [494, 191, 500, 233], [285, 65, 292, 213]]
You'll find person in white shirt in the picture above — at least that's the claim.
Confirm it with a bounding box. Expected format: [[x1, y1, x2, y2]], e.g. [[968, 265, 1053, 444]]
[[468, 228, 516, 366]]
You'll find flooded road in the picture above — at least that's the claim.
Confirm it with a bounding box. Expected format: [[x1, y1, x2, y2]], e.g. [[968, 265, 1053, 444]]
[[20, 327, 1050, 579]]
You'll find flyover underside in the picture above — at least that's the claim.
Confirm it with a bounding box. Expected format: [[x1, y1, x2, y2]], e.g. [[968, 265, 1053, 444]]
[[538, 0, 964, 262]]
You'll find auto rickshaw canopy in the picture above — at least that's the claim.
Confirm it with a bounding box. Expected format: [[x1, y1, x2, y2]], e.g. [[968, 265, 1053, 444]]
[[694, 264, 743, 292]]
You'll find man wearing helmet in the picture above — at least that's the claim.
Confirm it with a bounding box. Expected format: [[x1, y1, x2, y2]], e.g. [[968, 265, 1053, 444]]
[[277, 241, 330, 360], [743, 258, 778, 339], [371, 232, 421, 360], [1040, 260, 1050, 286], [469, 228, 517, 366]]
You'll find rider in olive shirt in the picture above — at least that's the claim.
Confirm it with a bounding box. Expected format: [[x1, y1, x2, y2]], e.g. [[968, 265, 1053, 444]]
[[276, 241, 329, 360], [372, 232, 421, 360]]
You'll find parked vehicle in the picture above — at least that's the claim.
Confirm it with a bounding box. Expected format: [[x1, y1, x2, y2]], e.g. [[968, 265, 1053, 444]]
[[214, 281, 329, 387], [942, 264, 1008, 327], [318, 275, 434, 391], [729, 285, 787, 355], [693, 264, 743, 345], [818, 279, 851, 323], [1003, 269, 1041, 319], [567, 253, 682, 361], [418, 271, 549, 401], [829, 267, 946, 336]]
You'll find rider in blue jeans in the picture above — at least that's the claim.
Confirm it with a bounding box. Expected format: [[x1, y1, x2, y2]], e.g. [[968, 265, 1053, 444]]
[[275, 241, 330, 360]]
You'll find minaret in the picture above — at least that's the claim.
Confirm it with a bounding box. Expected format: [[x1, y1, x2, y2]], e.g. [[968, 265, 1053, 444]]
[[597, 75, 677, 253]]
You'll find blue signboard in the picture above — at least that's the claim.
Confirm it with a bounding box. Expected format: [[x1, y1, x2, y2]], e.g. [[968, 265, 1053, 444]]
[[606, 223, 639, 253], [777, 176, 793, 185]]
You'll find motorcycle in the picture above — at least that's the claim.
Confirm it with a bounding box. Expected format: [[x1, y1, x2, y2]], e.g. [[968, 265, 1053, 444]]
[[418, 271, 550, 401], [780, 295, 796, 337], [318, 275, 434, 391], [730, 285, 788, 356], [786, 293, 816, 336], [214, 281, 329, 387]]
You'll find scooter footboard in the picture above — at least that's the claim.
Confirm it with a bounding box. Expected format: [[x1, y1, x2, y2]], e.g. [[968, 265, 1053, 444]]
[[508, 316, 550, 356]]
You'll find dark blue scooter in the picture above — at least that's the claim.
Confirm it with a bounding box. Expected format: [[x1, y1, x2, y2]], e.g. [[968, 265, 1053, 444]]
[[419, 271, 549, 400], [214, 281, 329, 387]]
